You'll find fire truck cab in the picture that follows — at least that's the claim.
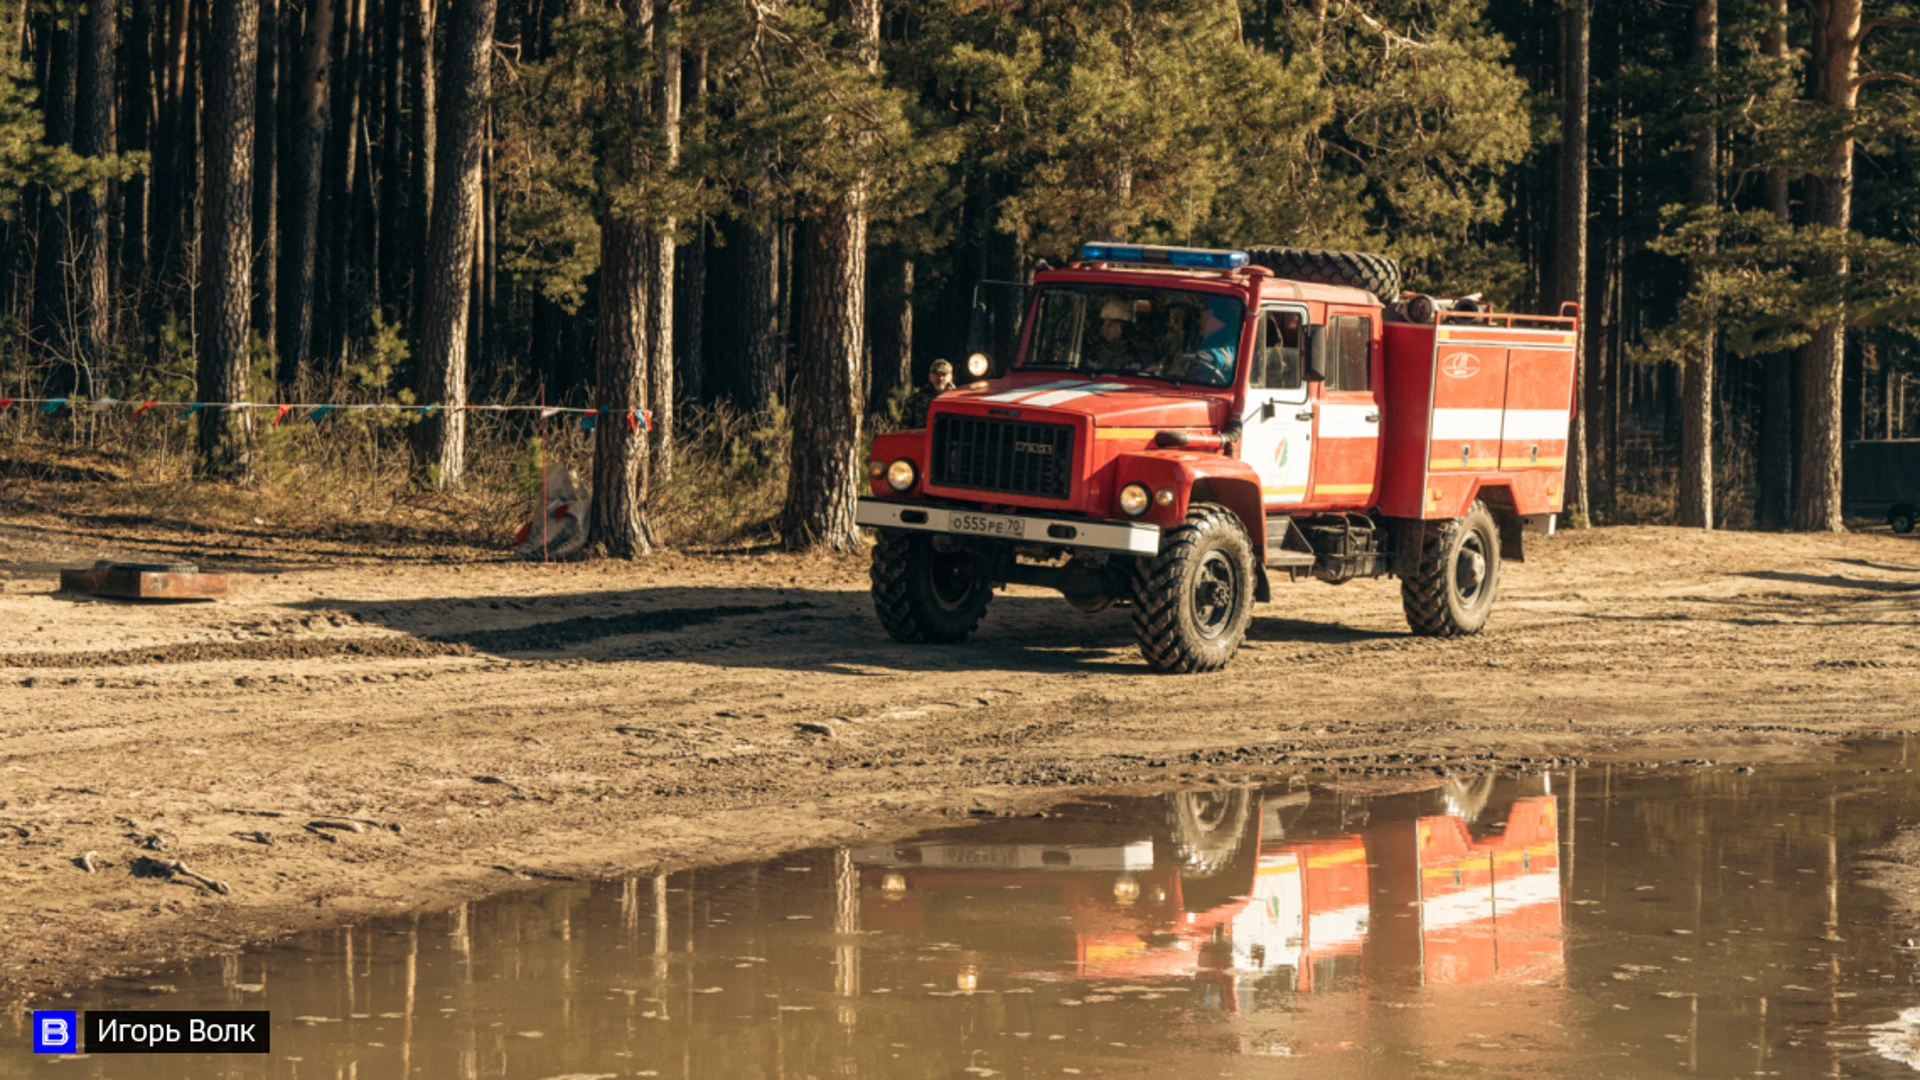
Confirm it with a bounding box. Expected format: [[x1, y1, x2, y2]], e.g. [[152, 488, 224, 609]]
[[858, 243, 1579, 673]]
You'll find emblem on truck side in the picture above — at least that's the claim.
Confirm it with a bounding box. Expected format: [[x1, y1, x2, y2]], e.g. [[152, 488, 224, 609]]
[[1440, 352, 1481, 379]]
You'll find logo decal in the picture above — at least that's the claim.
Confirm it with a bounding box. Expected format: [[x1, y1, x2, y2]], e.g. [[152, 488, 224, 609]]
[[1440, 352, 1482, 379], [1274, 438, 1289, 469], [33, 1011, 77, 1054], [1012, 441, 1053, 456]]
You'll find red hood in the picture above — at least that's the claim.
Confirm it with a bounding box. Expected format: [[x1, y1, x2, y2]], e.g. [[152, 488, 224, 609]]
[[941, 375, 1221, 430]]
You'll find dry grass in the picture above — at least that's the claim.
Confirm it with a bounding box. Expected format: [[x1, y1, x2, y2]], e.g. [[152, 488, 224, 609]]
[[0, 399, 793, 555]]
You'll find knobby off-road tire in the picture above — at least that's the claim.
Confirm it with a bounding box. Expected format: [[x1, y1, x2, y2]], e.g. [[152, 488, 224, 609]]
[[1242, 246, 1404, 302], [1130, 504, 1257, 673], [1401, 500, 1501, 637], [870, 531, 994, 644], [1170, 789, 1254, 877]]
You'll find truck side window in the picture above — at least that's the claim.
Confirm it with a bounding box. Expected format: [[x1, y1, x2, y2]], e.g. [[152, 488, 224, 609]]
[[1256, 309, 1304, 389], [1329, 315, 1372, 392]]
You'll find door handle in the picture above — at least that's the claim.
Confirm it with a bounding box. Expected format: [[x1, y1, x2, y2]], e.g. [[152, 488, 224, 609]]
[[1365, 412, 1380, 423], [1295, 411, 1315, 422]]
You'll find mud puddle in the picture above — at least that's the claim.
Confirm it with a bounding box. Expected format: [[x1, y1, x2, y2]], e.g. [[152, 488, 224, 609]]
[[15, 741, 1920, 1077]]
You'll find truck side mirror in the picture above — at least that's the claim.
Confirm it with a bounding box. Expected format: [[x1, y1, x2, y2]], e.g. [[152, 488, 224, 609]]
[[1305, 325, 1329, 382], [966, 301, 990, 357]]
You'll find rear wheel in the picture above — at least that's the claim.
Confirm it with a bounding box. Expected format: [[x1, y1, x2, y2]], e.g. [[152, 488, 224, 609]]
[[1892, 506, 1916, 535], [1401, 501, 1501, 637], [1130, 504, 1256, 673], [870, 532, 994, 644]]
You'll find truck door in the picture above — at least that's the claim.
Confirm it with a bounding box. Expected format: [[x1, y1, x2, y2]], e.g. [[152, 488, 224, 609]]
[[1241, 306, 1314, 506], [1308, 310, 1382, 506]]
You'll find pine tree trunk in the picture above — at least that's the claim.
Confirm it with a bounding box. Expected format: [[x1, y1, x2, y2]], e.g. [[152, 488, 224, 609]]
[[409, 0, 494, 488], [591, 217, 652, 558], [678, 216, 705, 406], [280, 0, 332, 388], [1678, 0, 1715, 529], [404, 0, 434, 329], [675, 47, 706, 408], [198, 0, 260, 479], [1755, 0, 1793, 530], [34, 18, 75, 386], [72, 0, 117, 386], [321, 0, 366, 372], [588, 0, 657, 560], [377, 0, 406, 307], [740, 201, 783, 409], [780, 0, 878, 552], [1552, 0, 1590, 525], [252, 0, 279, 348], [1796, 0, 1859, 532], [647, 1, 680, 481], [123, 0, 153, 287]]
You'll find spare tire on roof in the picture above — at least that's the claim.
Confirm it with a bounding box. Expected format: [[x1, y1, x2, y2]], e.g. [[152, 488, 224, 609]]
[[1242, 246, 1403, 302]]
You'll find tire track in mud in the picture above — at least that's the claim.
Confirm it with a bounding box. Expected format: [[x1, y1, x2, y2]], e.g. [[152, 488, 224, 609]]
[[1, 636, 472, 669], [0, 600, 822, 668], [426, 600, 818, 652]]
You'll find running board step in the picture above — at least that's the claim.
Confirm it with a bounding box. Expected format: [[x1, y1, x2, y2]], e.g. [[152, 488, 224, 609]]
[[1264, 514, 1317, 569]]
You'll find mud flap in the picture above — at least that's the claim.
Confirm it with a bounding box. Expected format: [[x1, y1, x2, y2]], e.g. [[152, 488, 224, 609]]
[[1391, 520, 1426, 579], [1494, 511, 1525, 562]]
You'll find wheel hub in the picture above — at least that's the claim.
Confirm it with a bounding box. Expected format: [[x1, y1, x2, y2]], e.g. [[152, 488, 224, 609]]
[[1192, 552, 1238, 638]]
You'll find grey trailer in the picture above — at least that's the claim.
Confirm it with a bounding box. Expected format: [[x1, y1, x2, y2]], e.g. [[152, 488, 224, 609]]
[[1844, 439, 1920, 533]]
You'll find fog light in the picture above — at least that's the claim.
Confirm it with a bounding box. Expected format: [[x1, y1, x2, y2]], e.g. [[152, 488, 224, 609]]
[[956, 966, 979, 992], [886, 459, 917, 492], [1113, 876, 1141, 905], [1119, 483, 1150, 517], [1154, 488, 1174, 506], [966, 353, 990, 378], [881, 872, 907, 899]]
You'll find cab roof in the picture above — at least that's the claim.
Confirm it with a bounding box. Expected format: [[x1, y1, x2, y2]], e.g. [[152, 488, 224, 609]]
[[1044, 262, 1382, 307]]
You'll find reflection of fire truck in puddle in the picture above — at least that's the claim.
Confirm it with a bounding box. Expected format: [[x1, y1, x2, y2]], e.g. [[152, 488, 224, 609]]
[[853, 781, 1561, 1001]]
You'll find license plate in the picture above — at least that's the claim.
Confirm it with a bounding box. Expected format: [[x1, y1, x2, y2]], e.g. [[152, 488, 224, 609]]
[[949, 513, 1025, 539], [936, 845, 1016, 866]]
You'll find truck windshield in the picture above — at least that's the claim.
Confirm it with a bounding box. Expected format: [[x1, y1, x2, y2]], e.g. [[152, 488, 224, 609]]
[[1022, 284, 1245, 388]]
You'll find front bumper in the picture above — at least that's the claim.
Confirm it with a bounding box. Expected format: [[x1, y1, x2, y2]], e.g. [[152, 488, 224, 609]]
[[856, 498, 1161, 556]]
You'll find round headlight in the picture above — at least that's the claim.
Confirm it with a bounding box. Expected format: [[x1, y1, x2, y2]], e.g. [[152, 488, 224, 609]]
[[966, 353, 990, 378], [1118, 483, 1151, 517], [886, 459, 917, 492], [1113, 876, 1141, 905]]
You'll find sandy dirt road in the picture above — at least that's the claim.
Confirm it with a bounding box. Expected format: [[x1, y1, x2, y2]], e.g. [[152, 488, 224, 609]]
[[0, 513, 1915, 1002]]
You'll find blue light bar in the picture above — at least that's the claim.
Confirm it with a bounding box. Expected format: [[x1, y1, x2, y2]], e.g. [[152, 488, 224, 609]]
[[1078, 243, 1250, 271]]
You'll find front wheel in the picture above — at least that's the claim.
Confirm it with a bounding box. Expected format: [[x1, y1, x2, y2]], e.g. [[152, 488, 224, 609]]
[[1130, 504, 1256, 673], [870, 532, 995, 644], [1401, 500, 1501, 637]]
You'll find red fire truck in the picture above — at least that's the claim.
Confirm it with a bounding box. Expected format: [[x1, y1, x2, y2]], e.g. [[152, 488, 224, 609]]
[[853, 785, 1562, 1005], [859, 244, 1578, 672]]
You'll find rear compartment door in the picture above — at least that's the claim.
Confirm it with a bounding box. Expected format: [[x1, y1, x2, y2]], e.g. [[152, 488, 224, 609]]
[[1241, 305, 1314, 506], [1309, 309, 1383, 506]]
